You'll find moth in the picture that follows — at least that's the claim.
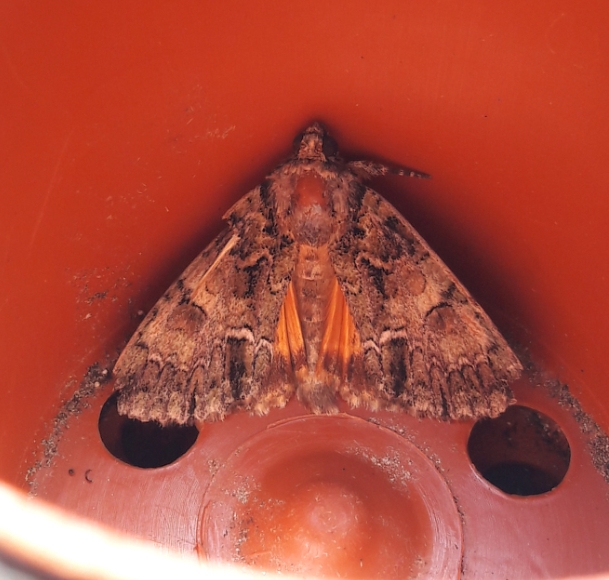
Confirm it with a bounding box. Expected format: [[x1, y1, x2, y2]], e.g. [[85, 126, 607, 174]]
[[113, 122, 522, 426]]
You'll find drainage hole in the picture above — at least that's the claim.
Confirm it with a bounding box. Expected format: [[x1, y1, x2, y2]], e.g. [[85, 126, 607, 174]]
[[467, 405, 570, 496], [98, 392, 199, 468]]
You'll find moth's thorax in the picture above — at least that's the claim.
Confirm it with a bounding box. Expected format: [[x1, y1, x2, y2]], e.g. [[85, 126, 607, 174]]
[[289, 171, 334, 246], [293, 171, 327, 208], [292, 243, 335, 372]]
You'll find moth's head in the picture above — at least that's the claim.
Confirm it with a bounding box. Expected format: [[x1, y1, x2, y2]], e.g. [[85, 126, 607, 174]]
[[293, 122, 339, 162]]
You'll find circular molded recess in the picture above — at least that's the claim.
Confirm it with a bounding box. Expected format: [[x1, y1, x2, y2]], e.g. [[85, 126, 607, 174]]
[[468, 405, 571, 496], [198, 414, 462, 579], [98, 392, 199, 468]]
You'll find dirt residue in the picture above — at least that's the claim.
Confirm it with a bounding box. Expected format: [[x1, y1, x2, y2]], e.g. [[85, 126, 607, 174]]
[[545, 377, 609, 486], [25, 362, 113, 493]]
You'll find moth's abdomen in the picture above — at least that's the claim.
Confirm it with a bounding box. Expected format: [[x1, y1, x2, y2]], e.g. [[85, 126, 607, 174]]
[[278, 241, 366, 414], [292, 244, 336, 372]]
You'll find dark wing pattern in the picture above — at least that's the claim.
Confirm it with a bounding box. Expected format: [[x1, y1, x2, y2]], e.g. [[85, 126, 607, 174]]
[[329, 185, 521, 420], [113, 185, 297, 425]]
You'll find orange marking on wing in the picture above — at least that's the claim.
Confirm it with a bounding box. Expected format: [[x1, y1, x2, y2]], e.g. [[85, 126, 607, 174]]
[[275, 281, 308, 380], [316, 277, 361, 381], [316, 277, 341, 376], [274, 296, 291, 361]]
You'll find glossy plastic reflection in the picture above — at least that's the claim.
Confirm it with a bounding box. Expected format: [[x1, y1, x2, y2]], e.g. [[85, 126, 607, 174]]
[[198, 415, 462, 579]]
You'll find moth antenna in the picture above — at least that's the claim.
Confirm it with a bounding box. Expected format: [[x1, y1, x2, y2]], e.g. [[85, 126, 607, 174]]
[[348, 159, 431, 180]]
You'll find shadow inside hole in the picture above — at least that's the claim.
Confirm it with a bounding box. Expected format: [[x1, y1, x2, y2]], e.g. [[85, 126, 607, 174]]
[[98, 392, 199, 468], [467, 405, 570, 496]]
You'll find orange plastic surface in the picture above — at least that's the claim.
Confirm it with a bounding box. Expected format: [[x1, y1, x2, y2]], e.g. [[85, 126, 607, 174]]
[[30, 376, 609, 578], [1, 0, 609, 577]]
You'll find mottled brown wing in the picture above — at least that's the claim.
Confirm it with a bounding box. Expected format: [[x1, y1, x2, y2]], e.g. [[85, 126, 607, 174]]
[[328, 186, 522, 420], [113, 186, 298, 425]]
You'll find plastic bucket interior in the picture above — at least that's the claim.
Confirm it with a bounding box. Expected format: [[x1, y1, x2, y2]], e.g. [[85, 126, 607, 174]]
[[1, 1, 609, 578]]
